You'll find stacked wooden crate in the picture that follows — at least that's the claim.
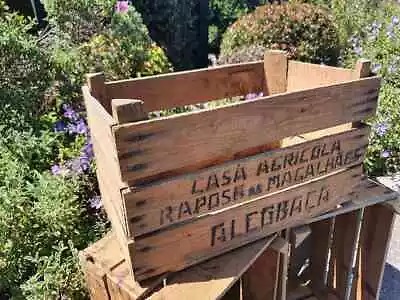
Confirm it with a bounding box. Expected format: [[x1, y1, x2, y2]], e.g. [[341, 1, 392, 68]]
[[81, 50, 391, 299]]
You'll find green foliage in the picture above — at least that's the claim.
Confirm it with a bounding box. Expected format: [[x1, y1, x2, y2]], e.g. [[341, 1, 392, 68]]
[[133, 0, 207, 70], [42, 0, 114, 44], [78, 6, 171, 81], [0, 6, 54, 128], [220, 3, 340, 65], [209, 0, 267, 53], [342, 1, 400, 176], [0, 130, 107, 298]]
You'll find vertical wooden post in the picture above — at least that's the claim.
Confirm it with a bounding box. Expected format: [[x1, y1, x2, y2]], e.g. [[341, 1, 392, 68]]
[[111, 99, 148, 124], [86, 72, 110, 114], [356, 204, 395, 300], [310, 218, 334, 292], [242, 237, 288, 300], [353, 59, 372, 79], [263, 50, 288, 95], [331, 210, 362, 300]]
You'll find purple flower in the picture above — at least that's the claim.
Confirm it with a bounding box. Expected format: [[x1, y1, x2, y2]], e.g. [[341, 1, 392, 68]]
[[51, 164, 62, 176], [79, 155, 90, 171], [386, 26, 396, 39], [353, 46, 362, 56], [63, 104, 78, 121], [54, 121, 66, 133], [375, 123, 389, 136], [75, 119, 88, 135], [372, 63, 382, 73], [381, 150, 391, 158], [388, 63, 397, 74], [115, 1, 129, 13], [88, 196, 103, 210], [67, 158, 83, 175], [392, 16, 399, 25], [82, 143, 94, 160], [245, 92, 264, 100], [67, 123, 77, 134]]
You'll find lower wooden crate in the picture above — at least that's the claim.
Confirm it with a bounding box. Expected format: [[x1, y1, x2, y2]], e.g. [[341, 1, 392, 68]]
[[81, 180, 398, 300]]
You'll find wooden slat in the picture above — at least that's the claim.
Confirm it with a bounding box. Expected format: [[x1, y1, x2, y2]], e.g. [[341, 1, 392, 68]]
[[114, 76, 380, 183], [287, 61, 354, 92], [106, 61, 265, 112], [83, 86, 133, 265], [264, 50, 288, 95], [148, 235, 277, 300], [123, 126, 369, 237], [331, 210, 360, 299], [242, 247, 280, 300], [310, 218, 333, 292], [112, 99, 148, 124], [87, 73, 110, 114], [357, 204, 395, 300], [130, 165, 363, 280]]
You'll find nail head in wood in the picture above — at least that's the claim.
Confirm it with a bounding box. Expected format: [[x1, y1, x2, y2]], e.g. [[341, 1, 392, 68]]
[[112, 99, 148, 124]]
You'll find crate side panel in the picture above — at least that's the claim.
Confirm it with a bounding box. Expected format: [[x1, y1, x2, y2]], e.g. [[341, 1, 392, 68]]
[[106, 61, 265, 112], [124, 126, 370, 237], [83, 86, 128, 240], [131, 165, 364, 280], [287, 61, 354, 92], [114, 77, 379, 183]]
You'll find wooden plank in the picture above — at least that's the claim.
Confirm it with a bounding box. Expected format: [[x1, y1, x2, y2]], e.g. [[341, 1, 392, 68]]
[[287, 61, 354, 92], [308, 180, 399, 223], [353, 59, 372, 79], [130, 165, 363, 280], [357, 204, 395, 300], [149, 235, 277, 300], [83, 86, 131, 260], [106, 61, 265, 112], [114, 76, 380, 183], [331, 210, 360, 299], [123, 126, 370, 237], [290, 225, 312, 248], [87, 72, 110, 114], [242, 247, 280, 300], [112, 99, 148, 124], [264, 50, 288, 95], [310, 218, 333, 292], [276, 230, 290, 300]]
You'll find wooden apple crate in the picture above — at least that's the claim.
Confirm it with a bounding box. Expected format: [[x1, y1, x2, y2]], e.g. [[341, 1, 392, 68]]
[[83, 50, 381, 282], [80, 179, 399, 300]]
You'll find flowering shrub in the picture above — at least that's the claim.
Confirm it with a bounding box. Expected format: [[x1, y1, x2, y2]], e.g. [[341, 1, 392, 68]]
[[220, 3, 340, 65], [342, 2, 400, 176]]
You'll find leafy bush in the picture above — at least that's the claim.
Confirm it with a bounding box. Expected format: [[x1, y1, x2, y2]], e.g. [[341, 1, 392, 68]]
[[0, 5, 54, 128], [220, 3, 340, 65], [0, 129, 107, 298], [343, 2, 400, 176], [42, 0, 114, 44], [133, 0, 208, 70], [78, 6, 171, 81], [209, 0, 267, 53]]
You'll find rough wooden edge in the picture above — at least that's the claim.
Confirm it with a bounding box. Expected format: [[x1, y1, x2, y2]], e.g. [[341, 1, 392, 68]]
[[112, 99, 148, 124], [264, 50, 288, 95], [86, 72, 111, 114]]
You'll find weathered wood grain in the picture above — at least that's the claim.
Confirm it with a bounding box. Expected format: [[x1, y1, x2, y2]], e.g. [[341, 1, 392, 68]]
[[130, 165, 363, 280], [106, 61, 265, 112], [114, 76, 380, 183], [87, 73, 110, 114], [264, 50, 288, 95], [123, 126, 370, 237], [112, 99, 148, 124], [149, 235, 277, 300], [287, 61, 354, 92]]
